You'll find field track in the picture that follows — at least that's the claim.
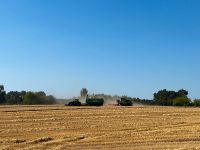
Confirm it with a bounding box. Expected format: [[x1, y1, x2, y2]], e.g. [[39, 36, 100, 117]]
[[0, 105, 200, 150]]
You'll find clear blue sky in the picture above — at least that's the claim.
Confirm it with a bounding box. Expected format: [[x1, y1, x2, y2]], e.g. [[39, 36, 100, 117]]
[[0, 0, 200, 99]]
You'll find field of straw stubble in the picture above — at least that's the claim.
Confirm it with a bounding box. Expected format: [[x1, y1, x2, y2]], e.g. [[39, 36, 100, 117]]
[[0, 105, 200, 150]]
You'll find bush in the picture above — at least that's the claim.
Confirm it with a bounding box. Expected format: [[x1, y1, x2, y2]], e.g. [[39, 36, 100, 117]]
[[86, 98, 104, 106], [117, 98, 133, 106], [172, 97, 190, 106], [193, 99, 200, 106]]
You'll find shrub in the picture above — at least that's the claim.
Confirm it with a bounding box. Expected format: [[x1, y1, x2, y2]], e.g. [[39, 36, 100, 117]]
[[86, 98, 104, 106], [172, 97, 190, 106]]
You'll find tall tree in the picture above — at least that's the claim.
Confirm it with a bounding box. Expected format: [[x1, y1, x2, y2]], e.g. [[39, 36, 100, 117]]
[[0, 85, 6, 104], [6, 91, 23, 104], [177, 89, 188, 97]]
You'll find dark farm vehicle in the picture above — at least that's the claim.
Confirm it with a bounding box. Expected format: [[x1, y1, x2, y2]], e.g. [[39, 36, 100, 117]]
[[86, 98, 104, 106], [117, 98, 133, 106], [67, 99, 82, 106]]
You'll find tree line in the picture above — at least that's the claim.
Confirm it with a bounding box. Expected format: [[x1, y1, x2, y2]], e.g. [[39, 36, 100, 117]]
[[0, 85, 56, 105], [0, 85, 200, 106]]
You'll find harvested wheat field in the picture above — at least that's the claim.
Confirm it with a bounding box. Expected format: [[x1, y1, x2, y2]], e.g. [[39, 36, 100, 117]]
[[1, 106, 200, 150]]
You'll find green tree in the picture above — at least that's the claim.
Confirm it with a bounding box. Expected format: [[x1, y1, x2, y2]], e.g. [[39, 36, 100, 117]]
[[154, 89, 175, 105], [0, 85, 4, 90], [23, 92, 38, 105], [177, 89, 188, 97], [0, 85, 6, 104], [23, 91, 56, 105], [6, 91, 23, 104]]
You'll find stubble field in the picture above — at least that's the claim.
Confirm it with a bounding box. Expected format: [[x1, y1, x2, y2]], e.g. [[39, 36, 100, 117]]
[[0, 105, 200, 150]]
